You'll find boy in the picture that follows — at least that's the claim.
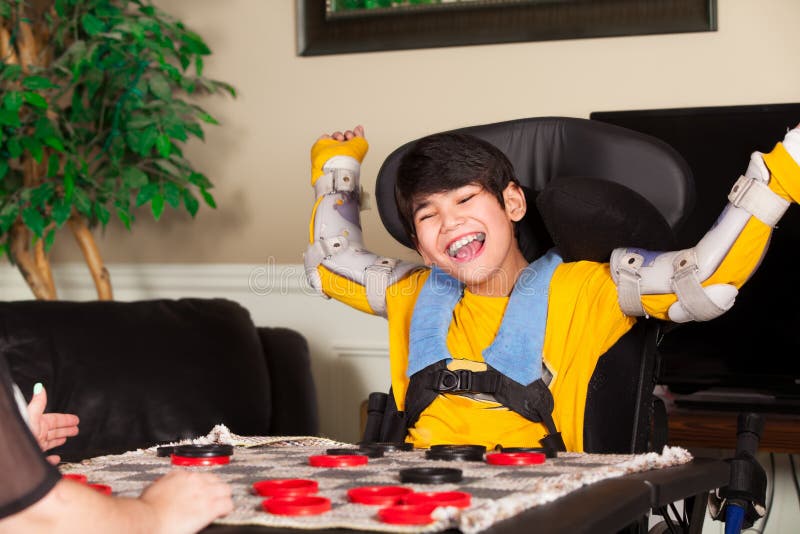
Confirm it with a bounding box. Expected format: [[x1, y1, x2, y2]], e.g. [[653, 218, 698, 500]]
[[304, 124, 800, 452]]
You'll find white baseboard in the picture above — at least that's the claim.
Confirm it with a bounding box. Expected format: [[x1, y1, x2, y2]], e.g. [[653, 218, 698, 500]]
[[0, 262, 389, 443]]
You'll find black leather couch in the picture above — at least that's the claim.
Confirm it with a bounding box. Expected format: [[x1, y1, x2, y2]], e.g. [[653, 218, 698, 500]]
[[0, 298, 318, 461]]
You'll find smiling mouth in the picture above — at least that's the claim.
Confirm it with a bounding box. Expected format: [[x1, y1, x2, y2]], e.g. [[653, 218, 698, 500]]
[[447, 232, 486, 259]]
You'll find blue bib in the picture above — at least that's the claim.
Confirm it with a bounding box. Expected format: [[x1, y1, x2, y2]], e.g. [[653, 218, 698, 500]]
[[407, 250, 563, 385]]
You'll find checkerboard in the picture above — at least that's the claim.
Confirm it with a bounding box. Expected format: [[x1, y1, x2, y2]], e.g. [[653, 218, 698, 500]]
[[60, 429, 692, 533]]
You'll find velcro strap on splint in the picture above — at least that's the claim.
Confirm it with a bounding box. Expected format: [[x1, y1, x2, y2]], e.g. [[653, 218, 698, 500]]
[[364, 257, 397, 317], [314, 168, 359, 198], [615, 251, 647, 317], [670, 250, 726, 321], [728, 175, 790, 227]]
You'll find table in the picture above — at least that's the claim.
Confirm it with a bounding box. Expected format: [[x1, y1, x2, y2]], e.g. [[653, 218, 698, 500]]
[[205, 458, 730, 534]]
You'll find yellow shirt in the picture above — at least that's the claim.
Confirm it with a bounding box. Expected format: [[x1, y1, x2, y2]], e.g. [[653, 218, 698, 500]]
[[315, 143, 800, 451]]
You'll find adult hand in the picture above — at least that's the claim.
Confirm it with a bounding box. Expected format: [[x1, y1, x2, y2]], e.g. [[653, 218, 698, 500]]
[[27, 384, 80, 464], [140, 470, 233, 534]]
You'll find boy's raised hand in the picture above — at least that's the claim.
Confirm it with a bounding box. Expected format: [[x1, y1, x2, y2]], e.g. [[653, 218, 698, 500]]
[[311, 125, 368, 186], [318, 125, 365, 142], [27, 384, 80, 464]]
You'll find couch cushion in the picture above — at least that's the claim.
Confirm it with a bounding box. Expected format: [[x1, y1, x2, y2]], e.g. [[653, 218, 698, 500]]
[[1, 298, 272, 461], [257, 327, 318, 436]]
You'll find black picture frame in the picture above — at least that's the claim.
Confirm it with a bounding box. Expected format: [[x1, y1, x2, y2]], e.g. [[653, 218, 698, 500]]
[[297, 0, 717, 56]]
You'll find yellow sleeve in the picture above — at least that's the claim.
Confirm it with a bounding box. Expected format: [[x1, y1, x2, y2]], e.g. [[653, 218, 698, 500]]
[[309, 136, 368, 185], [641, 142, 800, 320], [317, 265, 375, 315]]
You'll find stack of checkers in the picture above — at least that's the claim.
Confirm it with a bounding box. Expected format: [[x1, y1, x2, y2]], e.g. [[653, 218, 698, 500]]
[[60, 437, 693, 533]]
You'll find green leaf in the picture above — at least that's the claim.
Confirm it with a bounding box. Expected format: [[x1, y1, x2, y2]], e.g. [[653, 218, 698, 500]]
[[188, 172, 212, 189], [54, 0, 66, 17], [44, 228, 56, 252], [122, 167, 148, 188], [165, 122, 187, 142], [81, 13, 105, 36], [136, 183, 158, 206], [21, 137, 44, 163], [181, 32, 211, 55], [0, 64, 22, 81], [155, 134, 172, 157], [0, 161, 8, 180], [182, 189, 199, 217], [197, 112, 218, 125], [140, 127, 159, 154], [47, 153, 60, 178], [200, 188, 216, 208], [22, 92, 48, 109], [21, 207, 46, 236], [30, 183, 55, 208], [151, 193, 165, 220], [22, 76, 57, 90], [42, 137, 65, 152], [63, 164, 75, 201], [116, 206, 132, 230], [3, 91, 23, 111], [184, 122, 205, 140], [164, 182, 181, 208], [149, 74, 172, 101], [0, 203, 19, 233], [0, 109, 20, 127], [7, 138, 22, 158], [73, 189, 92, 216], [94, 203, 110, 226], [195, 56, 204, 76], [52, 198, 72, 227]]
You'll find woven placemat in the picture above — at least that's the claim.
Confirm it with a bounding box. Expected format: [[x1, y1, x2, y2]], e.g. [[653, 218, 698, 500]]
[[60, 426, 692, 533]]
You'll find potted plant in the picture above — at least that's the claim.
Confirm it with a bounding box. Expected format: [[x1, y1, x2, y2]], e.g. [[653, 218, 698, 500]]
[[0, 0, 234, 299]]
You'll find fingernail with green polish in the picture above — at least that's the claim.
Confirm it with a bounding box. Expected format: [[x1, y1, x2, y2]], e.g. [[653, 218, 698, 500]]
[[33, 382, 43, 395]]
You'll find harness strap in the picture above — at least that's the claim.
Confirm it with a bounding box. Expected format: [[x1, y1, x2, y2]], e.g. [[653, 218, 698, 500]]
[[404, 361, 566, 452]]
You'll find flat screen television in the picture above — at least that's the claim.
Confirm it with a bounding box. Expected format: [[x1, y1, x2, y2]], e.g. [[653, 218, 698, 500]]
[[591, 103, 800, 411]]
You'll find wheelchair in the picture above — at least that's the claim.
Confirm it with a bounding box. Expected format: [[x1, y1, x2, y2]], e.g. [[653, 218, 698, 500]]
[[361, 117, 766, 534]]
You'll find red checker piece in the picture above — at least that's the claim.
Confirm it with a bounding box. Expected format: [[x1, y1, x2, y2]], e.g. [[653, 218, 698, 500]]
[[89, 483, 112, 495], [347, 486, 413, 506], [308, 454, 368, 467], [402, 491, 471, 509], [253, 479, 318, 497], [63, 473, 87, 484], [262, 495, 331, 516], [171, 454, 230, 467], [378, 503, 438, 525], [485, 452, 546, 465]]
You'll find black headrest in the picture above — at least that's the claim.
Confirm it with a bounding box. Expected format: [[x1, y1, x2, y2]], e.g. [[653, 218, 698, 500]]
[[375, 117, 693, 261]]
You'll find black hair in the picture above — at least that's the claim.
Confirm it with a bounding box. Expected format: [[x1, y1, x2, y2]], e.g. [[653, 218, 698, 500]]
[[394, 133, 519, 243]]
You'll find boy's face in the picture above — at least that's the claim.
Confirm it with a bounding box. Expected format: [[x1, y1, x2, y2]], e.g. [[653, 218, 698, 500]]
[[412, 182, 528, 294]]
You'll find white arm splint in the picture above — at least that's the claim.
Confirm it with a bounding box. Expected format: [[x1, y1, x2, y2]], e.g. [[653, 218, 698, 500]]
[[611, 150, 791, 323], [304, 156, 419, 317]]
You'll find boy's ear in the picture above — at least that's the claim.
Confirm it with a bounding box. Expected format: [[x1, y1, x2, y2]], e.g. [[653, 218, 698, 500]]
[[503, 182, 527, 222]]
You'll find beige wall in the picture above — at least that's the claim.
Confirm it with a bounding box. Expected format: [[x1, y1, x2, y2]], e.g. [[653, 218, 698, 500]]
[[50, 0, 800, 264]]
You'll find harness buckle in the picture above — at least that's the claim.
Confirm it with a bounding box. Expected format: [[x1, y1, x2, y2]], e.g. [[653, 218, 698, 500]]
[[434, 369, 472, 392]]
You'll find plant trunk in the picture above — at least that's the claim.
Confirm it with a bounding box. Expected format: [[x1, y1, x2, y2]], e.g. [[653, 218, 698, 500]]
[[4, 6, 104, 300], [9, 223, 55, 300], [68, 216, 113, 301]]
